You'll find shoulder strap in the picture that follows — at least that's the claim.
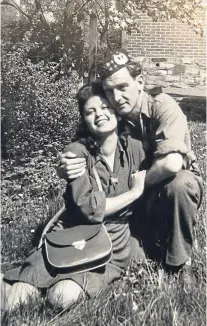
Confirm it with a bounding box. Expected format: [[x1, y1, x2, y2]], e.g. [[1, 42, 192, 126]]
[[92, 165, 103, 191], [38, 205, 66, 249], [39, 165, 103, 248], [92, 165, 106, 225]]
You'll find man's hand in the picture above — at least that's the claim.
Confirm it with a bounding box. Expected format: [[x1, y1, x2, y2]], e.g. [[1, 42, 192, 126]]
[[57, 151, 86, 180]]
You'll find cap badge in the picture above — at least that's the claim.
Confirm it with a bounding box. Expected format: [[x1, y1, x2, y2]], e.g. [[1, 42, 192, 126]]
[[113, 52, 129, 65]]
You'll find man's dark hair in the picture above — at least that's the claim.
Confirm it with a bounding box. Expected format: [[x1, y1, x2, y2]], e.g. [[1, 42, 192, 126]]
[[126, 63, 142, 79]]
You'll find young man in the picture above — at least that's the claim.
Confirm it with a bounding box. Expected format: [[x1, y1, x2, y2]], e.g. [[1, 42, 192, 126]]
[[58, 49, 203, 278]]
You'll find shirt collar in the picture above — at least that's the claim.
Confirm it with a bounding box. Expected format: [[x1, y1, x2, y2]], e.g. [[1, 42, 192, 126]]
[[126, 91, 152, 127], [117, 139, 124, 153], [140, 91, 152, 118], [94, 139, 125, 164], [141, 86, 163, 117]]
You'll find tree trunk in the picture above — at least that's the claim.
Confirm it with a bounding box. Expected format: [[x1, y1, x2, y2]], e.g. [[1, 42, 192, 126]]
[[88, 12, 97, 82], [34, 0, 49, 27], [62, 0, 75, 71]]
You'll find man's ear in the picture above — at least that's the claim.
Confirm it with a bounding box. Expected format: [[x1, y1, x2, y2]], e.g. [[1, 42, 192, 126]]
[[136, 74, 144, 90]]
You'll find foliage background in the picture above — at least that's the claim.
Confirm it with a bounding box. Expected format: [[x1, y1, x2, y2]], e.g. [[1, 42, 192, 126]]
[[1, 1, 206, 324], [1, 0, 205, 160]]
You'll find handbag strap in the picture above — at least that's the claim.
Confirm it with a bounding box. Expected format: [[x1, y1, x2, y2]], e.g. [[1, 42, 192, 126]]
[[92, 165, 107, 223], [38, 205, 66, 249], [38, 165, 103, 249]]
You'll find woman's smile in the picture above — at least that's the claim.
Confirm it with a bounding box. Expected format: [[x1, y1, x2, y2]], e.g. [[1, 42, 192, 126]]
[[95, 117, 109, 126]]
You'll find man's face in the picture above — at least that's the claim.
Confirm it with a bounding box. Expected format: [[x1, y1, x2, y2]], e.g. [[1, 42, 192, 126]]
[[103, 67, 143, 116]]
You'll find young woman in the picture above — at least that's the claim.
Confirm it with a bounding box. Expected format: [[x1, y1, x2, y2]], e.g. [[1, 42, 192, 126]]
[[2, 82, 146, 311]]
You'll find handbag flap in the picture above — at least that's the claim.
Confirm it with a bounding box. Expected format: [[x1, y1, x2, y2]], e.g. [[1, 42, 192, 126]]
[[45, 224, 101, 246], [44, 224, 112, 270]]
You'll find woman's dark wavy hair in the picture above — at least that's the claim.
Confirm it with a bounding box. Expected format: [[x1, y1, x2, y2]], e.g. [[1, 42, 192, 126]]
[[72, 81, 129, 156]]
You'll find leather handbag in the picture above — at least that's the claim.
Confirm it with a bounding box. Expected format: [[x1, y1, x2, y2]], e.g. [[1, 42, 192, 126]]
[[44, 223, 112, 273], [39, 165, 112, 274]]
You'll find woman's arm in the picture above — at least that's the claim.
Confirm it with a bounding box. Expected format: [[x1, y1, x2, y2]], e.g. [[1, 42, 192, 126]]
[[65, 143, 146, 223], [64, 142, 106, 224], [105, 170, 146, 216]]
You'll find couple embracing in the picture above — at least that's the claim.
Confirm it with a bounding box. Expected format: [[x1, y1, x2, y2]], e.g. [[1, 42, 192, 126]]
[[2, 49, 203, 311]]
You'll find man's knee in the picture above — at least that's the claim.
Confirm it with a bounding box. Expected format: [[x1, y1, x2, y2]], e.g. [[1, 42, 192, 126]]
[[47, 280, 83, 310], [166, 170, 200, 203]]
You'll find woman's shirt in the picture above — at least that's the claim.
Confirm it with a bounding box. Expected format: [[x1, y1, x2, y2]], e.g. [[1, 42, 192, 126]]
[[63, 136, 145, 225]]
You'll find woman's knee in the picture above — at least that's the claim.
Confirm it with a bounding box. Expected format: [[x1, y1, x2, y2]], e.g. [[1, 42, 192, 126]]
[[4, 281, 38, 311], [1, 274, 12, 310], [47, 280, 83, 310]]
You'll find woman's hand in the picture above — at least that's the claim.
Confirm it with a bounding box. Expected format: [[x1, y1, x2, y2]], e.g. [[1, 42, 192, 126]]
[[130, 170, 147, 198], [105, 170, 147, 216]]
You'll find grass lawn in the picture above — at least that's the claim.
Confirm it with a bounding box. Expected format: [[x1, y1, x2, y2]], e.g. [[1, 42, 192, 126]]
[[1, 98, 206, 326]]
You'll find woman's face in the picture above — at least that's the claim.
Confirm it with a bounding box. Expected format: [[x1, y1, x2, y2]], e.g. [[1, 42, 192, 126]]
[[83, 95, 118, 137]]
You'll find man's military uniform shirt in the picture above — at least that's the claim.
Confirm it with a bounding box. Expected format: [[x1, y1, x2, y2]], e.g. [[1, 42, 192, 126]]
[[125, 90, 199, 173]]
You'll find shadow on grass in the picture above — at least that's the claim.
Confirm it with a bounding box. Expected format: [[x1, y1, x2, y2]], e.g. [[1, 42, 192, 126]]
[[173, 95, 206, 123]]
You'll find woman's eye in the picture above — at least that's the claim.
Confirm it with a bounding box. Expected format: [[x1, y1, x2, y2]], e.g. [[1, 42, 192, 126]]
[[85, 110, 94, 116]]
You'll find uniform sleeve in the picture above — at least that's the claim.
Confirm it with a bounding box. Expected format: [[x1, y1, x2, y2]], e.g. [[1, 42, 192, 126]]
[[64, 142, 106, 224], [152, 93, 188, 158]]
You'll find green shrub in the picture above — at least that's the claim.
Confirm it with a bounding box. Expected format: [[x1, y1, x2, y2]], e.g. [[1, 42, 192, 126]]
[[1, 40, 80, 160]]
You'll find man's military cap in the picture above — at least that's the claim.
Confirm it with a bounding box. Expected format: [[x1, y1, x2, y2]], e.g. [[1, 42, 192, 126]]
[[100, 49, 142, 79], [100, 48, 163, 95]]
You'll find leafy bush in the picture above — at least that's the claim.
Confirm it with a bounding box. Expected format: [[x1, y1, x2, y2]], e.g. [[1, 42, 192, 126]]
[[1, 40, 80, 160], [1, 154, 66, 215]]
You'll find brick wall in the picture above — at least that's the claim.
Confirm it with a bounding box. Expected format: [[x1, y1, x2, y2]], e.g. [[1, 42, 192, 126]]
[[124, 10, 206, 89]]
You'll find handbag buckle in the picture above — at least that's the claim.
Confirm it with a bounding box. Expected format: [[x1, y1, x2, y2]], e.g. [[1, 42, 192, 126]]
[[72, 239, 86, 250]]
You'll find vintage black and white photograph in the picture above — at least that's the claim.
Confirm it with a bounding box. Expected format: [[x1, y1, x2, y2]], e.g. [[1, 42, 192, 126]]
[[1, 0, 206, 325]]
